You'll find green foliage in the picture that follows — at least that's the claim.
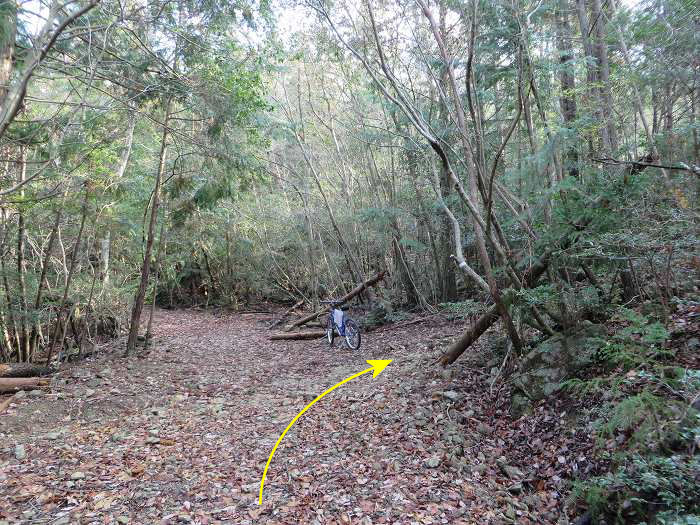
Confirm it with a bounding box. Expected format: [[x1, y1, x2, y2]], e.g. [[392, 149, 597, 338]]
[[438, 300, 484, 320], [575, 454, 700, 524]]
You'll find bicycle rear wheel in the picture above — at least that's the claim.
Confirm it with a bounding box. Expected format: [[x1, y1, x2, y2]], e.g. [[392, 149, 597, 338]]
[[344, 319, 361, 350]]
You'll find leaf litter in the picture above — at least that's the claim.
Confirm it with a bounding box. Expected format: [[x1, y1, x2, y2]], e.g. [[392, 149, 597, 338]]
[[0, 308, 594, 523]]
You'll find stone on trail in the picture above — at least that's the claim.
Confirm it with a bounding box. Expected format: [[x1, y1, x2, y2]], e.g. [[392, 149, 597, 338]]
[[426, 456, 441, 468], [476, 422, 492, 435], [442, 390, 461, 401], [14, 444, 26, 460], [70, 471, 85, 480], [27, 390, 44, 398]]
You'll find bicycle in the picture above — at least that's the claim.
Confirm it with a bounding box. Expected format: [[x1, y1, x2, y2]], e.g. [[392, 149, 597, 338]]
[[320, 300, 361, 350]]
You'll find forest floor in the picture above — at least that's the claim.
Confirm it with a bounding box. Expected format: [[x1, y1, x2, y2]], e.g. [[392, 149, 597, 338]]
[[0, 309, 591, 524]]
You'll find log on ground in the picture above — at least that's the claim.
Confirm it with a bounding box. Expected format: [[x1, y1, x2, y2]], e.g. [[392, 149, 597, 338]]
[[0, 377, 50, 394], [0, 363, 53, 378], [270, 330, 327, 341]]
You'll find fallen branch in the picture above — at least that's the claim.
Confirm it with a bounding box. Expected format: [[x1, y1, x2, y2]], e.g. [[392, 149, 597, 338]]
[[0, 377, 50, 394], [593, 156, 700, 176], [268, 300, 304, 330], [270, 330, 326, 341], [439, 254, 551, 366], [285, 271, 385, 331]]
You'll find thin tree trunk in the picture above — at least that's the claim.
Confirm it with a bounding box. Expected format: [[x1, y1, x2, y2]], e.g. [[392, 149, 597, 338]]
[[126, 98, 172, 356], [145, 218, 166, 350], [16, 148, 29, 361], [100, 230, 110, 283], [555, 0, 578, 176], [28, 210, 62, 360], [0, 0, 16, 106], [45, 186, 90, 366], [591, 0, 618, 153]]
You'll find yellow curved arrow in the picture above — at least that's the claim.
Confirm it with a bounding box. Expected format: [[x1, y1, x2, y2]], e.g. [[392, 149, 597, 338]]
[[258, 359, 392, 505]]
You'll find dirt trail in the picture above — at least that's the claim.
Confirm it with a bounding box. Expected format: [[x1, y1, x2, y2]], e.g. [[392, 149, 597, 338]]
[[0, 309, 570, 524]]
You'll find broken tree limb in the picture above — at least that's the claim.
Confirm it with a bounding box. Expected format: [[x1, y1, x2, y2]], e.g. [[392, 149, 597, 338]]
[[0, 363, 53, 378], [270, 330, 326, 341], [268, 300, 304, 330], [0, 377, 49, 394], [284, 271, 386, 331], [439, 254, 551, 366]]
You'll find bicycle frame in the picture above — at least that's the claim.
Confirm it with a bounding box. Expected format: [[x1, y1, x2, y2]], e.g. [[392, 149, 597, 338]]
[[329, 308, 346, 336]]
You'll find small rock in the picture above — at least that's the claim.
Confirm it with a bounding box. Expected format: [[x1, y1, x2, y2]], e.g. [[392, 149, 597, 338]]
[[440, 368, 454, 381], [476, 422, 492, 435], [116, 517, 130, 524], [498, 462, 524, 480], [85, 388, 96, 397], [86, 379, 102, 388], [15, 444, 26, 460], [70, 471, 85, 480], [472, 463, 488, 475], [45, 432, 61, 441], [27, 389, 44, 398], [54, 517, 70, 525], [145, 436, 160, 445], [241, 483, 257, 493], [442, 390, 461, 402], [14, 390, 26, 399], [97, 368, 112, 378], [426, 456, 441, 468], [507, 482, 523, 494]]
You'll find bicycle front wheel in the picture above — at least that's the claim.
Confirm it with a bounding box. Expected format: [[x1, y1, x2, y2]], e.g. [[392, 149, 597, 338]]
[[326, 316, 335, 347], [344, 319, 361, 350]]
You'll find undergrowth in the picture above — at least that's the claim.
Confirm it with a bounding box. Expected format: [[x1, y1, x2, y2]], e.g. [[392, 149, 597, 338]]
[[563, 306, 700, 524]]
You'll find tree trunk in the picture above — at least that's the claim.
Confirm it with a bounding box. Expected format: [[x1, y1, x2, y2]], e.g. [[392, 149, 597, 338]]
[[0, 0, 16, 106], [28, 210, 62, 360], [555, 0, 578, 176], [126, 98, 172, 356], [16, 147, 29, 361], [416, 0, 523, 353], [45, 186, 90, 366], [100, 230, 110, 283], [591, 0, 618, 153], [145, 218, 166, 349], [575, 0, 605, 155]]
